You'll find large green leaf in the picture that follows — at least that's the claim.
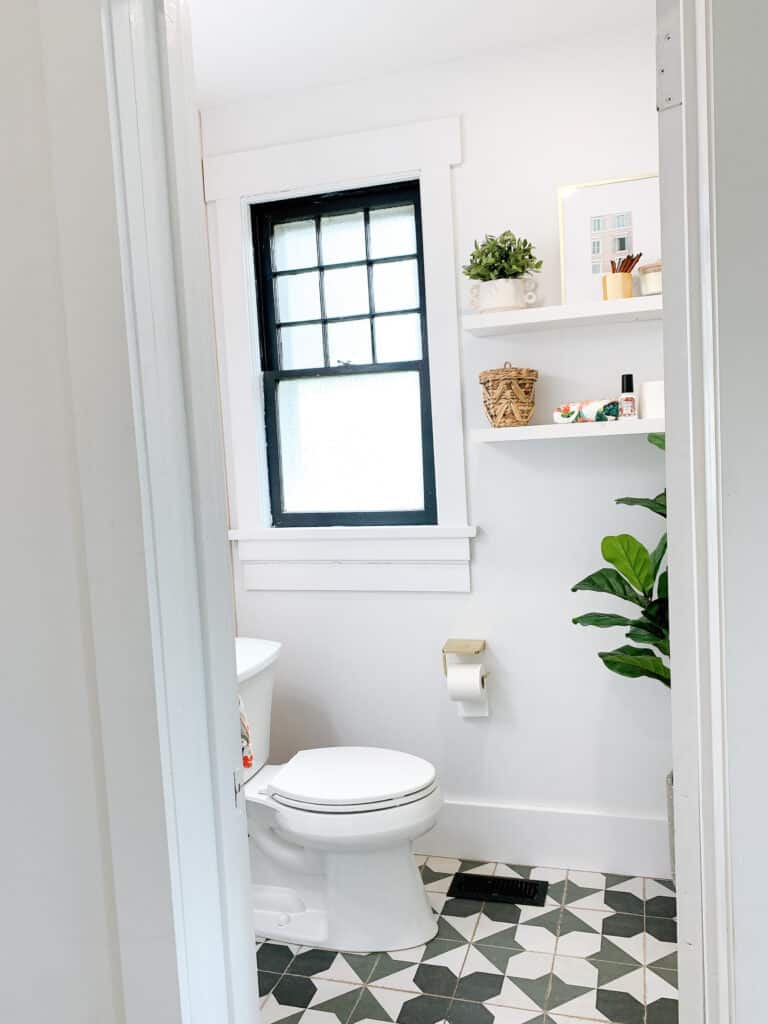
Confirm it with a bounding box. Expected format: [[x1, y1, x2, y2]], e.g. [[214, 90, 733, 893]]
[[650, 532, 668, 579], [626, 625, 670, 656], [598, 645, 671, 685], [658, 569, 669, 599], [571, 568, 645, 607], [644, 598, 669, 630], [615, 492, 667, 518], [648, 432, 666, 450], [601, 534, 654, 594], [572, 612, 635, 628]]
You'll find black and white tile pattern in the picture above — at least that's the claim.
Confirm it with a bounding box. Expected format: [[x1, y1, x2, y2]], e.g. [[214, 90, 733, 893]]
[[256, 857, 678, 1024]]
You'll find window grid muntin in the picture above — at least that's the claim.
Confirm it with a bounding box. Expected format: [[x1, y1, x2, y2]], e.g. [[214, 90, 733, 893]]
[[266, 197, 422, 371], [252, 181, 436, 527]]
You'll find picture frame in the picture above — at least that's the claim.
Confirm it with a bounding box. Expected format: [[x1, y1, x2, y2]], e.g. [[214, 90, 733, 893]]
[[558, 174, 661, 303]]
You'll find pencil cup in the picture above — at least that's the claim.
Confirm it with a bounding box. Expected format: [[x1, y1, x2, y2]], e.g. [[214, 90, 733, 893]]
[[602, 272, 634, 300]]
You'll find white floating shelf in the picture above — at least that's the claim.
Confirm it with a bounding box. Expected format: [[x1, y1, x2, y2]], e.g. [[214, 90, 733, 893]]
[[462, 295, 663, 336], [472, 418, 665, 444]]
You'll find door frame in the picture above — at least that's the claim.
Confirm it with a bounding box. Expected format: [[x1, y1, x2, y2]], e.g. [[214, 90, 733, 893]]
[[658, 0, 734, 1020], [99, 0, 258, 1020], [100, 0, 734, 1021]]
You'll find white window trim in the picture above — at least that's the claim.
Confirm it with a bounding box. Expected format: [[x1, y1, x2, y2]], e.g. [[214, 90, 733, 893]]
[[203, 117, 474, 592]]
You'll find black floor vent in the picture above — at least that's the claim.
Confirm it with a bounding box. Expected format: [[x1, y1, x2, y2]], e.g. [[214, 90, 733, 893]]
[[447, 872, 549, 907]]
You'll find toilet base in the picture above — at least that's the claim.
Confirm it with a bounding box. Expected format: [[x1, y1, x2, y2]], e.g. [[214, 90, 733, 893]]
[[251, 841, 437, 953]]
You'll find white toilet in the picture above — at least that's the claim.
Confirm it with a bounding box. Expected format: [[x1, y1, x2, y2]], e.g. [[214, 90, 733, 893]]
[[237, 637, 442, 953]]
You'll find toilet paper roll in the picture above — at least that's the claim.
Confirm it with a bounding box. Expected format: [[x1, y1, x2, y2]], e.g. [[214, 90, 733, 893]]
[[446, 662, 486, 701], [446, 663, 488, 717]]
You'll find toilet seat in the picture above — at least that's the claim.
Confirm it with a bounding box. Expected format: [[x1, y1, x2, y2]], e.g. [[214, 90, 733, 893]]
[[267, 746, 437, 814]]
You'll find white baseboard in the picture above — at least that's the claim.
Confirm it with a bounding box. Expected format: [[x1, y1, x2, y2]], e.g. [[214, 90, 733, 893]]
[[417, 797, 671, 879]]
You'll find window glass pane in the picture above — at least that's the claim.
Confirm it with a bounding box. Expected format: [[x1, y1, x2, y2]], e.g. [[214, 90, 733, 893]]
[[277, 372, 424, 513], [323, 265, 370, 318], [374, 313, 422, 362], [274, 270, 321, 323], [371, 258, 419, 312], [369, 205, 417, 258], [279, 324, 324, 370], [320, 212, 366, 265], [327, 320, 372, 366], [272, 219, 317, 271]]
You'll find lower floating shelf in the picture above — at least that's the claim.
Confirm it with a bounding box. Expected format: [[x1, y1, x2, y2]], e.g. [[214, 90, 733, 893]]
[[471, 417, 665, 444]]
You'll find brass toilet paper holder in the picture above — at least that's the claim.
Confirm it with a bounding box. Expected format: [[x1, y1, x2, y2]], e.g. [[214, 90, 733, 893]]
[[441, 638, 486, 677]]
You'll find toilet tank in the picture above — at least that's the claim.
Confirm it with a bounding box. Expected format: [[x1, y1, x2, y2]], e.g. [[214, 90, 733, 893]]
[[236, 637, 282, 778]]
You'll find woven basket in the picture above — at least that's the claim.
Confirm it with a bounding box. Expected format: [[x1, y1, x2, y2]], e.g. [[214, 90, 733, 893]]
[[479, 363, 539, 427]]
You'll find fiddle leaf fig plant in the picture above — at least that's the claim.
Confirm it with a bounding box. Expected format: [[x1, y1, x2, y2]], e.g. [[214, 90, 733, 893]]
[[571, 433, 670, 687], [462, 230, 543, 281]]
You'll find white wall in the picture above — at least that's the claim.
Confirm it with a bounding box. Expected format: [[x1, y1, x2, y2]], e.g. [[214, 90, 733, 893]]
[[1, 4, 122, 1020], [1, 2, 189, 1020], [202, 34, 673, 875]]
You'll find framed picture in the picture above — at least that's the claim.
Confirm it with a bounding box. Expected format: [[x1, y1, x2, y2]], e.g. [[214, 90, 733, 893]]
[[558, 175, 661, 303]]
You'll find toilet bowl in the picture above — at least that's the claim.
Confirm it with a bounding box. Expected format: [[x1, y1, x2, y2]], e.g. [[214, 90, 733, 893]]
[[237, 638, 442, 953]]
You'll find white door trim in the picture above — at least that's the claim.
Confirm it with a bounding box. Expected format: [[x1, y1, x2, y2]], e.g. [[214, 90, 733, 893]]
[[660, 0, 734, 1020], [98, 0, 258, 1020]]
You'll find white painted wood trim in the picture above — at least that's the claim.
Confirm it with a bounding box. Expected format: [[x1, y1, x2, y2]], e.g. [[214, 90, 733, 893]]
[[82, 1, 257, 1021], [421, 799, 671, 878], [203, 117, 462, 201], [242, 560, 470, 593], [206, 118, 472, 591], [158, 2, 259, 1021], [659, 0, 733, 1019], [230, 525, 477, 541], [472, 418, 665, 443], [463, 295, 663, 336]]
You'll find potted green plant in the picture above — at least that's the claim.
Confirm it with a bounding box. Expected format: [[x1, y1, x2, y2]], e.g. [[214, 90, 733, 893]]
[[571, 432, 675, 870], [463, 230, 543, 312]]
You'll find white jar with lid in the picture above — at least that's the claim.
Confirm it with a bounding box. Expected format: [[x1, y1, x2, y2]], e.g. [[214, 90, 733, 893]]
[[638, 260, 663, 296]]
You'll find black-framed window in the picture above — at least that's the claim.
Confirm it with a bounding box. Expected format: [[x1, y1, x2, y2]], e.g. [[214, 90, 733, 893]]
[[251, 181, 437, 527]]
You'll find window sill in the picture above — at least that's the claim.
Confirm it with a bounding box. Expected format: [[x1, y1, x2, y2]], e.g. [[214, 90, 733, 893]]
[[229, 524, 476, 592]]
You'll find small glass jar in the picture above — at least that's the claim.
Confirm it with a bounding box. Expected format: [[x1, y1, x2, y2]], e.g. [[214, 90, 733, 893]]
[[638, 260, 663, 296]]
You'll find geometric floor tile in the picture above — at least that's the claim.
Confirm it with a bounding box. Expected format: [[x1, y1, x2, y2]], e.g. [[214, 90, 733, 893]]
[[489, 951, 554, 1012], [360, 986, 452, 1024], [549, 956, 644, 1023], [262, 978, 365, 1024], [369, 939, 466, 997], [646, 968, 678, 1023], [564, 872, 645, 917], [556, 909, 645, 964], [645, 879, 677, 920], [257, 942, 303, 975], [437, 898, 484, 943], [289, 949, 381, 985], [449, 1003, 546, 1024], [473, 905, 559, 954], [644, 915, 678, 968], [554, 909, 613, 960], [549, 1016, 608, 1024], [259, 972, 283, 999], [253, 855, 678, 1024]]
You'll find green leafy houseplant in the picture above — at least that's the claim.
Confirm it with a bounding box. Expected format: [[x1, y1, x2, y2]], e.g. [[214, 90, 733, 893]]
[[571, 432, 670, 687], [462, 231, 543, 281]]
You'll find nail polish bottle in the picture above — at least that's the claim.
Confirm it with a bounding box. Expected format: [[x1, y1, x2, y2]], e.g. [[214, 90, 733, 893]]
[[619, 373, 638, 418]]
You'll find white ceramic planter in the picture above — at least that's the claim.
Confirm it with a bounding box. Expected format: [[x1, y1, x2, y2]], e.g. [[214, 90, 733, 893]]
[[469, 277, 538, 312]]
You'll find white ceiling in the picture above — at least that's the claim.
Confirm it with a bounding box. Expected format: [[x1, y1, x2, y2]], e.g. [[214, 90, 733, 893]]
[[190, 0, 651, 108]]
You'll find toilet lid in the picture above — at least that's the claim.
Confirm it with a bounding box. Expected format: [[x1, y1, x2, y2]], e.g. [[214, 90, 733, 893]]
[[268, 747, 436, 809]]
